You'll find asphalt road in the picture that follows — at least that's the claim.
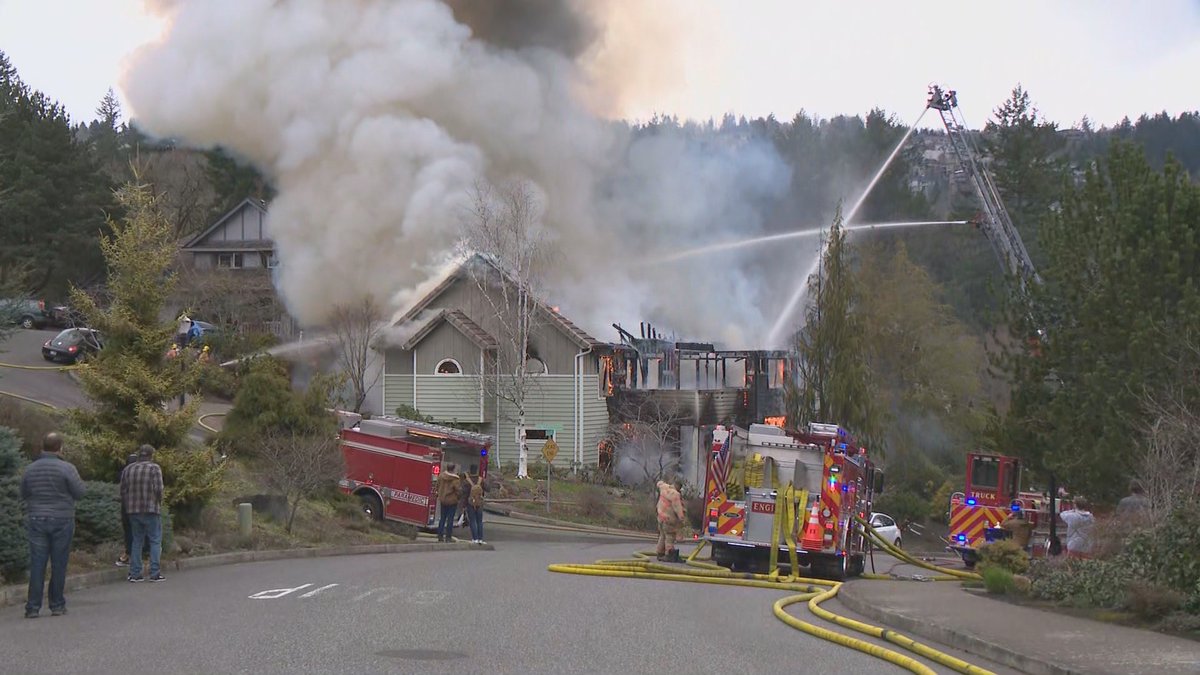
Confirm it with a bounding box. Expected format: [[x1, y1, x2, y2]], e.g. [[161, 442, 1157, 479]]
[[3, 519, 1020, 675], [0, 328, 90, 409]]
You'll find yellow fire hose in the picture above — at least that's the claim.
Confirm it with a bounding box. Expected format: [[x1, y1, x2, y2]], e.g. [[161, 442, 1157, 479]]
[[0, 361, 82, 371], [549, 485, 994, 675]]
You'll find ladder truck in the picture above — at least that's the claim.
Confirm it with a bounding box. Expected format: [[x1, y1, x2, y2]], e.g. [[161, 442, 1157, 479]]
[[925, 85, 1073, 563]]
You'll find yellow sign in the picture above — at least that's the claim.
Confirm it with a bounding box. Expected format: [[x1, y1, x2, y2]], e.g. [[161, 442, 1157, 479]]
[[541, 438, 559, 464]]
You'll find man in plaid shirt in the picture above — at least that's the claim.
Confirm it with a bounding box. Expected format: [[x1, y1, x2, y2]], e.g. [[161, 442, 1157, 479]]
[[120, 445, 165, 582]]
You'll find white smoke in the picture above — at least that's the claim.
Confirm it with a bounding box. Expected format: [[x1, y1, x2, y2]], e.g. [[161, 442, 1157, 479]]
[[122, 0, 791, 348]]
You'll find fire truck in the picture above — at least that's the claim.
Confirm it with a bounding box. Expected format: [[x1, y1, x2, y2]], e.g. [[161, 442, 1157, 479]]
[[704, 422, 882, 580], [338, 416, 492, 530], [948, 452, 1076, 566]]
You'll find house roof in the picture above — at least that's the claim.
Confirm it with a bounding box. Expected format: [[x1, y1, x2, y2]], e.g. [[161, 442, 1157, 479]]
[[183, 198, 269, 250], [393, 254, 603, 350], [401, 309, 499, 352], [185, 239, 274, 252]]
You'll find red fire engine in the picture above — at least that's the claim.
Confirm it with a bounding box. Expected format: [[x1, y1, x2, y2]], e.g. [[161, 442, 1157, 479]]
[[948, 452, 1075, 566], [338, 417, 492, 529], [704, 422, 882, 580]]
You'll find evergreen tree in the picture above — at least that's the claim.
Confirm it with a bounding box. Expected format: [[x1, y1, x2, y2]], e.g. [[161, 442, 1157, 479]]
[[90, 87, 125, 177], [68, 182, 222, 515], [985, 84, 1066, 266], [0, 51, 113, 297], [785, 209, 881, 448], [205, 146, 274, 217], [0, 426, 27, 582], [1001, 142, 1200, 502]]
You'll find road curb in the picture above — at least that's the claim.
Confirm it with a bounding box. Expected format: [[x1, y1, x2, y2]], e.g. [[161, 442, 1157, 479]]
[[486, 505, 657, 540], [838, 582, 1079, 675], [1, 540, 487, 608]]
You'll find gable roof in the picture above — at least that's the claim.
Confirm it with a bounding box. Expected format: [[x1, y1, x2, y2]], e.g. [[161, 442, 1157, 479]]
[[393, 254, 602, 350], [401, 309, 498, 352], [183, 198, 269, 250]]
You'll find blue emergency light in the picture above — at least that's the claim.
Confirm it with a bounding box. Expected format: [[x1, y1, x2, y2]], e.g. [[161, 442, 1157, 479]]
[[966, 498, 977, 506], [480, 447, 488, 457], [957, 534, 967, 541]]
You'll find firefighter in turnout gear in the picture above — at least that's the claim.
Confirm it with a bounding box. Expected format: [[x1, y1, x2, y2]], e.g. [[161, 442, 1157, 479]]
[[656, 481, 686, 562]]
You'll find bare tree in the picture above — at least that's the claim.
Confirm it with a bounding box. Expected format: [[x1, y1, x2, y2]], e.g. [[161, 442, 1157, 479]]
[[1139, 337, 1200, 519], [329, 295, 385, 413], [131, 146, 218, 240], [459, 181, 549, 478], [609, 394, 689, 486], [259, 428, 345, 533]]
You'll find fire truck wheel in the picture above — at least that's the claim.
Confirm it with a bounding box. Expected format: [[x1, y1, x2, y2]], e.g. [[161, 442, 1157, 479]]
[[359, 492, 384, 521]]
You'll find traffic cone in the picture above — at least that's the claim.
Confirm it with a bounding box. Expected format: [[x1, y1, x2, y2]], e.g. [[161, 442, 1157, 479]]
[[801, 504, 823, 550]]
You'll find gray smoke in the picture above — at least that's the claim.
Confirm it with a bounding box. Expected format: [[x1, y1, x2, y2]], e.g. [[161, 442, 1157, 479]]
[[122, 0, 789, 347]]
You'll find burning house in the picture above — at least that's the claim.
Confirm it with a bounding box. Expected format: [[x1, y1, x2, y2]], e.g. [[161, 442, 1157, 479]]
[[602, 322, 789, 488]]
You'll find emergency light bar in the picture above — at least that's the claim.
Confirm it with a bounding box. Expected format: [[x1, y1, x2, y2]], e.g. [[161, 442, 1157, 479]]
[[808, 422, 840, 437]]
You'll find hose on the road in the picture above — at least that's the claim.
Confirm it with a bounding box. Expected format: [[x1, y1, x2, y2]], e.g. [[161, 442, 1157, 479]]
[[0, 361, 81, 371], [197, 412, 225, 434], [0, 390, 57, 409], [549, 498, 994, 674]]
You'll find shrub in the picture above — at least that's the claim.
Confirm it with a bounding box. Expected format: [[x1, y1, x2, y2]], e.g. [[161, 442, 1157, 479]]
[[684, 495, 704, 530], [873, 489, 926, 527], [196, 361, 239, 400], [1030, 558, 1133, 608], [621, 497, 658, 532], [578, 486, 610, 520], [0, 427, 28, 582], [75, 481, 123, 546], [982, 566, 1015, 595], [1158, 611, 1200, 634], [161, 446, 225, 526], [1126, 581, 1184, 620], [927, 478, 958, 524], [978, 540, 1030, 574], [0, 398, 63, 460], [1122, 504, 1200, 596]]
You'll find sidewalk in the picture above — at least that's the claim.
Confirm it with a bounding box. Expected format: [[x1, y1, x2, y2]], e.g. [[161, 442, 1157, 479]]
[[484, 504, 657, 540], [839, 578, 1200, 675]]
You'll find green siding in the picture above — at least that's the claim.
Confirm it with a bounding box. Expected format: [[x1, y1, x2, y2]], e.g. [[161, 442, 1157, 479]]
[[415, 321, 483, 374], [383, 374, 414, 415], [414, 375, 483, 423], [491, 375, 608, 469]]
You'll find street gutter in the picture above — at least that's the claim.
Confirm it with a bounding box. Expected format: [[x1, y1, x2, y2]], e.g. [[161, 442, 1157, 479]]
[[2, 540, 488, 608]]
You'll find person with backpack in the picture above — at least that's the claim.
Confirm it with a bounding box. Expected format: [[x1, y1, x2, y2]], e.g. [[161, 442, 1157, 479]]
[[436, 463, 462, 543], [463, 470, 486, 545]]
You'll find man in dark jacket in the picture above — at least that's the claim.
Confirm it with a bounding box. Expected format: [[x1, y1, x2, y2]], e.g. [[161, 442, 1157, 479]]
[[20, 432, 86, 618], [120, 445, 165, 582]]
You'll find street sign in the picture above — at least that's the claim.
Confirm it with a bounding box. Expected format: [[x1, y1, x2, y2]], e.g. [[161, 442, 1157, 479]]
[[541, 439, 559, 464]]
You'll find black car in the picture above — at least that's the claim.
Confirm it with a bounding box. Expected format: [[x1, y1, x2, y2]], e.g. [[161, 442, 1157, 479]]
[[0, 298, 52, 329], [42, 328, 103, 364]]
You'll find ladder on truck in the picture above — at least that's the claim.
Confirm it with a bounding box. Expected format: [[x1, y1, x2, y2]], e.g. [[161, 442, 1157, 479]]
[[927, 85, 1041, 296]]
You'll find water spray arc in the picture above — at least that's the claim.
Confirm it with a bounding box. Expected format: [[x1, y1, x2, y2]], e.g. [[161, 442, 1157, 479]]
[[657, 220, 968, 264], [766, 108, 932, 348]]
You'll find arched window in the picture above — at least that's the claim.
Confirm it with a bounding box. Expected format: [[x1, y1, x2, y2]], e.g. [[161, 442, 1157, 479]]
[[524, 357, 547, 375], [435, 359, 462, 375]]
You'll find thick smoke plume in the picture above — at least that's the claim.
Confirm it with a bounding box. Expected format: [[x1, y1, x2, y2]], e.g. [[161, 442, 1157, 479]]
[[123, 0, 791, 347]]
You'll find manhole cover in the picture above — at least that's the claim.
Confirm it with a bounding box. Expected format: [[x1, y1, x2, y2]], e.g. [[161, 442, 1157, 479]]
[[375, 649, 467, 661]]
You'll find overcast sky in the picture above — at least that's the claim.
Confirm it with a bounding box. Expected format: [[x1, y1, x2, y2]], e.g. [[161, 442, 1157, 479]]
[[0, 0, 1196, 130]]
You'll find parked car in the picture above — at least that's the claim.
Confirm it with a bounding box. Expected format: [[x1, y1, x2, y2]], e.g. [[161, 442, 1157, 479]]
[[42, 328, 103, 364], [0, 298, 52, 329], [47, 304, 87, 328], [869, 512, 903, 548]]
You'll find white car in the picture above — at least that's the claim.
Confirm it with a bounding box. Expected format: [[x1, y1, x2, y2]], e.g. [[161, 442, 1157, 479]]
[[869, 512, 902, 548]]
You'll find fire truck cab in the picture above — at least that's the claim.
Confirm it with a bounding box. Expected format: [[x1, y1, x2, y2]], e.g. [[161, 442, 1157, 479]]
[[948, 453, 1022, 567], [704, 421, 881, 580], [338, 416, 492, 530]]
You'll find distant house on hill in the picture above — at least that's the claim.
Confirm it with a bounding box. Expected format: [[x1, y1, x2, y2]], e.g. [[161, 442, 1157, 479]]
[[182, 198, 277, 271]]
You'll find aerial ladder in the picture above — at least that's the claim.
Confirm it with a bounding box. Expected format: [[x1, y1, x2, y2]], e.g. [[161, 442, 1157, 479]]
[[927, 85, 1042, 297]]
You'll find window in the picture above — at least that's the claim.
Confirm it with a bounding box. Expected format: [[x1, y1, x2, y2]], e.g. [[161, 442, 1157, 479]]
[[970, 456, 1000, 490], [435, 359, 462, 374], [217, 253, 244, 269], [524, 357, 547, 375], [872, 514, 895, 528], [524, 428, 555, 441]]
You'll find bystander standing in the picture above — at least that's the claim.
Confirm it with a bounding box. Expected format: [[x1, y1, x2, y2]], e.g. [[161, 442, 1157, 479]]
[[20, 432, 86, 618]]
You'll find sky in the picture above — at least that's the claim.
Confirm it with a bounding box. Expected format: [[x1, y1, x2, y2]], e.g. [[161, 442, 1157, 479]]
[[0, 0, 1196, 130]]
